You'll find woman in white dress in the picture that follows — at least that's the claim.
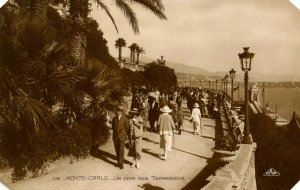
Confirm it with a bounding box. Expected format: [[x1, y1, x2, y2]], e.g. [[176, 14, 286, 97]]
[[190, 103, 202, 135]]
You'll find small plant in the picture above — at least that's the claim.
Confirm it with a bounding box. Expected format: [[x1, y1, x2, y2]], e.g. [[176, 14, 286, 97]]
[[215, 134, 238, 152]]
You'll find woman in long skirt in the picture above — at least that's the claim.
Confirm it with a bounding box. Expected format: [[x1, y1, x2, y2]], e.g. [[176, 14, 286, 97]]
[[157, 106, 176, 161], [129, 108, 144, 168], [190, 103, 202, 135]]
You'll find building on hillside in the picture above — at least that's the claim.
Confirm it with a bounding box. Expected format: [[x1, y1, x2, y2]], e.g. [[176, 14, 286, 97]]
[[117, 58, 146, 72]]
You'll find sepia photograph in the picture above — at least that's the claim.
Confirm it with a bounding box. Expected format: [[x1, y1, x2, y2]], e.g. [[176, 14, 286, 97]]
[[0, 0, 299, 189]]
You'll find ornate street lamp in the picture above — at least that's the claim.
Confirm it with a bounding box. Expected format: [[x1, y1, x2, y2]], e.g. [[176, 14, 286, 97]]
[[221, 78, 224, 92], [225, 74, 229, 96], [229, 68, 236, 102], [238, 47, 255, 144]]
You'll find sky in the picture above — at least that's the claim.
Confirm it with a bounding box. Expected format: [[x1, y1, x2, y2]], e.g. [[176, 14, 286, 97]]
[[91, 0, 300, 79]]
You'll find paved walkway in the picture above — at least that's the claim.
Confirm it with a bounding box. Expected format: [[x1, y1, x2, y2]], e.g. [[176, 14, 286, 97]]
[[2, 101, 216, 190]]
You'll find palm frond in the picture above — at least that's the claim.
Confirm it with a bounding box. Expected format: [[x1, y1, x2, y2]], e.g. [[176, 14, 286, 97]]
[[94, 0, 119, 33], [0, 68, 17, 97], [130, 0, 167, 20], [13, 93, 57, 133], [16, 18, 57, 59], [48, 69, 81, 96], [43, 40, 70, 68], [114, 0, 139, 34]]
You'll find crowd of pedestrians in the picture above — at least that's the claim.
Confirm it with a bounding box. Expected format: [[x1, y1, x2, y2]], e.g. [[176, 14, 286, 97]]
[[109, 87, 219, 170]]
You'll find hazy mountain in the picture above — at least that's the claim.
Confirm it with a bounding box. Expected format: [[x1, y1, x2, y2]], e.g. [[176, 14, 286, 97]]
[[125, 55, 299, 82], [138, 55, 212, 76]]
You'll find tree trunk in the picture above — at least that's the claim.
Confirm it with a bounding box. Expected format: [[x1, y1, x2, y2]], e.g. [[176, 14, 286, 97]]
[[132, 51, 136, 64], [30, 0, 48, 23], [69, 18, 87, 66], [136, 53, 139, 65], [69, 33, 82, 66], [118, 47, 122, 61]]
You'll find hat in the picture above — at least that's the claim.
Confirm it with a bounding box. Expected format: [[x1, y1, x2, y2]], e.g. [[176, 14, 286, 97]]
[[160, 106, 172, 113], [129, 108, 140, 115], [116, 106, 123, 111], [148, 91, 158, 99], [193, 103, 199, 108]]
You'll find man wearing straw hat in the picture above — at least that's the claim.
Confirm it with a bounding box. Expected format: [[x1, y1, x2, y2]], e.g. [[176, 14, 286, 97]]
[[157, 105, 176, 161], [112, 106, 130, 169]]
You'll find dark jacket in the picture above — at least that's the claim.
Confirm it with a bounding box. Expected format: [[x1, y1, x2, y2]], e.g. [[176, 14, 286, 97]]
[[112, 115, 130, 142], [148, 101, 159, 122]]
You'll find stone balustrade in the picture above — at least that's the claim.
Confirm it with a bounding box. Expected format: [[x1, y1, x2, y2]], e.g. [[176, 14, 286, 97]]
[[202, 98, 257, 190], [203, 143, 257, 190]]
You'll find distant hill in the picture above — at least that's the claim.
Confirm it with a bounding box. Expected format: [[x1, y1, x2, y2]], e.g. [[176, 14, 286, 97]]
[[122, 56, 299, 82], [138, 55, 212, 76]]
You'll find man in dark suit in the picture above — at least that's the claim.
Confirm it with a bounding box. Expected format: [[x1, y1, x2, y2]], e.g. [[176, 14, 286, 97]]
[[148, 96, 159, 132], [112, 106, 130, 169]]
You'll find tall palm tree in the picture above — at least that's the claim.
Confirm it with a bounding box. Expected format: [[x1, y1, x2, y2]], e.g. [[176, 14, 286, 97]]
[[13, 0, 166, 65], [136, 46, 145, 65], [115, 38, 126, 61], [128, 43, 138, 64], [67, 0, 167, 64]]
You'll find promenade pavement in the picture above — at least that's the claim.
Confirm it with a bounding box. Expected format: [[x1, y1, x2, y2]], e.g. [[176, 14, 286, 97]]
[[2, 101, 216, 190]]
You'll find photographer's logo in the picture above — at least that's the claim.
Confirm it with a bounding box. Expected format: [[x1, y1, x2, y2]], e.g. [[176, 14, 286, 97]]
[[263, 168, 280, 176], [0, 0, 8, 8]]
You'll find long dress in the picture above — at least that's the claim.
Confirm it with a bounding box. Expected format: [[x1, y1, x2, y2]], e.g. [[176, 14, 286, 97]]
[[157, 113, 175, 151], [129, 116, 143, 160], [190, 108, 201, 134]]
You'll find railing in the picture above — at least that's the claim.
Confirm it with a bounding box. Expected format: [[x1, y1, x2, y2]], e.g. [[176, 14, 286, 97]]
[[202, 97, 257, 190]]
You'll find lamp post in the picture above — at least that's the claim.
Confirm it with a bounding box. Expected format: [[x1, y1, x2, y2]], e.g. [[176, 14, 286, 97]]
[[222, 79, 225, 92], [225, 74, 229, 97], [238, 47, 255, 144], [208, 80, 211, 90], [216, 79, 218, 91], [229, 68, 236, 103]]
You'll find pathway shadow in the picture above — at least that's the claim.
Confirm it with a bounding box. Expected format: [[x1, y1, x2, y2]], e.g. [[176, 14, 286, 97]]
[[91, 149, 131, 166], [203, 124, 215, 128], [171, 147, 210, 160], [138, 183, 165, 190], [181, 154, 225, 190], [182, 130, 194, 134], [142, 137, 159, 144], [201, 135, 215, 140], [142, 148, 161, 159]]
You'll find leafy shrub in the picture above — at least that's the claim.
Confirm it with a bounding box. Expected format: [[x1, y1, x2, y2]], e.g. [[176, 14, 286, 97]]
[[0, 113, 111, 181], [215, 134, 238, 152]]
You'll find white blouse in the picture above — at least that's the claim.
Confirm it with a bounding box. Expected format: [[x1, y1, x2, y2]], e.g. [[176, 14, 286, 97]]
[[190, 108, 201, 122]]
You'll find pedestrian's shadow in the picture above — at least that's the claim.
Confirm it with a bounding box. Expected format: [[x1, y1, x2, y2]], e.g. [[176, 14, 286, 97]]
[[201, 135, 215, 140], [182, 130, 194, 134], [142, 137, 159, 144], [138, 183, 165, 190], [142, 148, 161, 160], [91, 149, 131, 166], [203, 124, 215, 128], [181, 154, 225, 190]]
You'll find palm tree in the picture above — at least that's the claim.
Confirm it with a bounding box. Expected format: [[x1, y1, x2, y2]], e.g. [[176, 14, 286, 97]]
[[115, 38, 126, 61], [30, 0, 49, 22], [95, 0, 167, 34], [136, 46, 145, 65], [128, 43, 138, 64], [67, 0, 167, 64]]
